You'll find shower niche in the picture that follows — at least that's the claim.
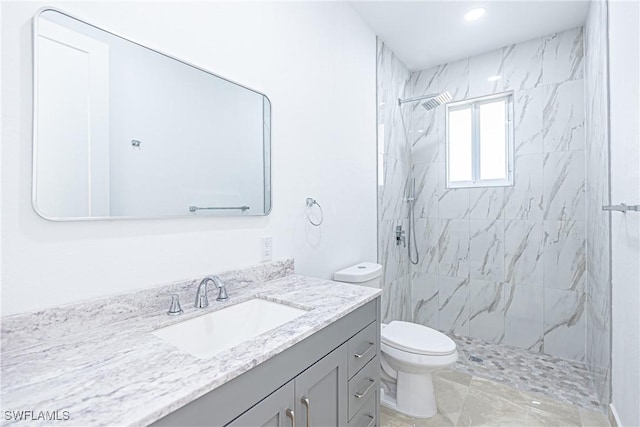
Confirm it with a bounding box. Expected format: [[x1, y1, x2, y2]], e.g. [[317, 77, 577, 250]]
[[32, 9, 272, 220]]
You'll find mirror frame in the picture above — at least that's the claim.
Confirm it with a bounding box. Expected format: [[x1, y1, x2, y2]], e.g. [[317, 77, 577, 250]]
[[31, 7, 272, 221]]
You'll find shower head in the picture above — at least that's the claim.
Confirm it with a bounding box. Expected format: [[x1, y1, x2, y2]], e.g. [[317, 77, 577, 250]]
[[397, 91, 453, 110], [420, 91, 452, 111]]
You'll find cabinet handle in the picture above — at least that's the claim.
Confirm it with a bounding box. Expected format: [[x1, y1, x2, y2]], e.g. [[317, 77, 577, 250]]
[[354, 378, 375, 399], [286, 409, 295, 427], [354, 342, 375, 359], [365, 413, 375, 427], [301, 396, 310, 427]]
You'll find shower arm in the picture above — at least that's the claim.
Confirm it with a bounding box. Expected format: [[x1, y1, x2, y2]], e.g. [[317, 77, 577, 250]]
[[398, 93, 442, 106]]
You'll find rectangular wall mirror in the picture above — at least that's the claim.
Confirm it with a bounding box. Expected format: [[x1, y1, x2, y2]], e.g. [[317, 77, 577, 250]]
[[32, 9, 272, 220]]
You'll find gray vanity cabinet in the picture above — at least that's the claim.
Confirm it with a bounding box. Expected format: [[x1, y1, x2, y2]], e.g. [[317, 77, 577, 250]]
[[230, 345, 348, 427], [151, 298, 380, 427], [294, 343, 348, 427], [227, 381, 294, 427]]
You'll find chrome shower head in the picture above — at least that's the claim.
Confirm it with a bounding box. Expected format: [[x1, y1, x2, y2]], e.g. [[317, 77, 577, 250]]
[[397, 91, 453, 110], [420, 91, 452, 111]]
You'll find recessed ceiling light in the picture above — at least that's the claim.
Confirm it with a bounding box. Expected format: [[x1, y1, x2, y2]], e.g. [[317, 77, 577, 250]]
[[488, 75, 502, 81], [464, 7, 486, 21]]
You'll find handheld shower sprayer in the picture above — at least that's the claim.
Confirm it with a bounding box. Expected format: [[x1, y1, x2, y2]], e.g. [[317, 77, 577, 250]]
[[395, 92, 451, 265], [407, 179, 419, 265]]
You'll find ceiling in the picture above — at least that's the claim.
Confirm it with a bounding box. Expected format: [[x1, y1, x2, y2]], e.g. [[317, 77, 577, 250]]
[[349, 1, 590, 71]]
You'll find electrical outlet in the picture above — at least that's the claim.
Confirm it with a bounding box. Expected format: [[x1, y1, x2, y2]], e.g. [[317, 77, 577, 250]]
[[261, 237, 273, 262]]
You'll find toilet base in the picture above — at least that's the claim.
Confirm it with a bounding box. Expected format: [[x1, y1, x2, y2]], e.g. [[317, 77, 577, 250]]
[[380, 371, 437, 419]]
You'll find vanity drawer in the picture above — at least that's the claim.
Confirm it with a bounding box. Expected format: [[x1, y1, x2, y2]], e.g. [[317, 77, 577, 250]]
[[348, 389, 377, 427], [348, 321, 378, 378], [348, 356, 379, 421]]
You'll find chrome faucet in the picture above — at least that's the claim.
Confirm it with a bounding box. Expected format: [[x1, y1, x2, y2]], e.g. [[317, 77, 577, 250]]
[[195, 275, 229, 308]]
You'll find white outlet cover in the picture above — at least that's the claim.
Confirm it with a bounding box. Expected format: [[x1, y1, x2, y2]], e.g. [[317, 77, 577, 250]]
[[261, 237, 273, 261]]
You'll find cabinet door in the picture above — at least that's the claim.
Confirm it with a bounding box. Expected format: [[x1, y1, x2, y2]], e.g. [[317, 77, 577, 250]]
[[228, 380, 295, 427], [294, 343, 348, 427]]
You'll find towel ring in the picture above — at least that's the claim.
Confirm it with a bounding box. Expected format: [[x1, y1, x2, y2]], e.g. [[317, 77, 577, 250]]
[[306, 198, 323, 226]]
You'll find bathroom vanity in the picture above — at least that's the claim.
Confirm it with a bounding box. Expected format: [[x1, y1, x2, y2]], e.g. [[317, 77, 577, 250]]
[[0, 261, 382, 426], [154, 299, 380, 426]]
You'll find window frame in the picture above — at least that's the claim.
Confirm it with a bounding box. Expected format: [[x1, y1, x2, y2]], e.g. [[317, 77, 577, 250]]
[[445, 91, 515, 189]]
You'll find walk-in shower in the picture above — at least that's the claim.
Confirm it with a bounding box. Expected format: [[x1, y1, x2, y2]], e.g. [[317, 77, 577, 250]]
[[397, 91, 453, 265]]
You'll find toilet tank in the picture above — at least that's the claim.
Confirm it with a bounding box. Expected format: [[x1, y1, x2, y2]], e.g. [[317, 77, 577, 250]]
[[333, 262, 383, 288]]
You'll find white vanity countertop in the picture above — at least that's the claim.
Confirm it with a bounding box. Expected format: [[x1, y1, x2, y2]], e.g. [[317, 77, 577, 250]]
[[1, 266, 381, 426]]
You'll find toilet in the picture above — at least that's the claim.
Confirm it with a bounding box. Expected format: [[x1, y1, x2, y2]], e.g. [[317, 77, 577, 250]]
[[334, 262, 458, 419]]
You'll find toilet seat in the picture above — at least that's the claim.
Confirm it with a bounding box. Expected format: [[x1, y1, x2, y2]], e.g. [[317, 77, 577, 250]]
[[381, 341, 458, 372], [381, 321, 456, 356]]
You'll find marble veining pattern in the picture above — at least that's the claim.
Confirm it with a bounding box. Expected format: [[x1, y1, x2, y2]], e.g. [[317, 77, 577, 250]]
[[503, 283, 544, 351], [543, 149, 586, 221], [543, 27, 585, 85], [504, 153, 544, 221], [469, 219, 504, 282], [438, 276, 470, 336], [503, 37, 544, 91], [543, 288, 587, 361], [1, 261, 381, 426], [513, 87, 544, 155], [377, 39, 413, 323], [543, 220, 586, 291], [543, 80, 586, 152], [412, 272, 439, 329], [438, 219, 470, 278], [504, 220, 544, 287], [469, 280, 506, 343], [1, 259, 294, 352], [469, 187, 504, 221], [405, 26, 587, 362]]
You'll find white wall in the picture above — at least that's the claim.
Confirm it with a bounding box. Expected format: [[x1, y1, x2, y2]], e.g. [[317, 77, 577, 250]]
[[609, 1, 640, 425], [1, 1, 377, 315]]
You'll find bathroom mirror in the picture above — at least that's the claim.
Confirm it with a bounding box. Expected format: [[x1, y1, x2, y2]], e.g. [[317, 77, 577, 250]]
[[32, 9, 271, 220]]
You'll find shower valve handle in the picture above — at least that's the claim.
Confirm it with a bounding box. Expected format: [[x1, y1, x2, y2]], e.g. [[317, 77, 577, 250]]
[[396, 225, 406, 247]]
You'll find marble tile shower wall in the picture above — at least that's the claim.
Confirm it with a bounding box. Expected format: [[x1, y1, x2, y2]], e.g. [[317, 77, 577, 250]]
[[584, 0, 611, 407], [377, 39, 413, 323], [410, 27, 588, 361]]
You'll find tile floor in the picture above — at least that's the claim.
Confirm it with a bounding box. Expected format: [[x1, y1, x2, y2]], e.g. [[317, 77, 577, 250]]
[[380, 369, 611, 427], [451, 335, 603, 413]]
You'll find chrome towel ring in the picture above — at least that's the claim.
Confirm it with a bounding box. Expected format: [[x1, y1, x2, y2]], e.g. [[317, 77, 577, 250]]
[[306, 197, 324, 226]]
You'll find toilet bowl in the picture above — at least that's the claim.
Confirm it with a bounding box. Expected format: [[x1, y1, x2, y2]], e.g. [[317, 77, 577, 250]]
[[333, 262, 458, 419], [380, 321, 458, 418]]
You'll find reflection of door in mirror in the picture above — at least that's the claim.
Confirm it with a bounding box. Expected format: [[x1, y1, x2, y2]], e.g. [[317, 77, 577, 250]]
[[36, 19, 110, 218]]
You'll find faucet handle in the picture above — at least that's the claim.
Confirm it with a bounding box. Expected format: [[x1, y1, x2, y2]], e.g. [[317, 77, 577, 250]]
[[167, 294, 183, 316], [213, 276, 229, 302]]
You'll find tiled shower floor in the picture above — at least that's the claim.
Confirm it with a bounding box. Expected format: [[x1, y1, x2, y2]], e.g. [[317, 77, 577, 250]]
[[450, 335, 604, 413]]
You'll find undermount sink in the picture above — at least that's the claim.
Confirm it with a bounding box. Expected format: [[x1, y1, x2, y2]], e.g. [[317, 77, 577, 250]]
[[152, 298, 308, 359]]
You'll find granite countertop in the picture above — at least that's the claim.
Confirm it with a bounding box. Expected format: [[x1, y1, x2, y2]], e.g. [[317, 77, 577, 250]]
[[1, 261, 381, 426]]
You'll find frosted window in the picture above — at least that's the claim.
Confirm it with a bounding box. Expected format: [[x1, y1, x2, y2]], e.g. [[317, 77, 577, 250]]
[[479, 100, 507, 180], [445, 93, 513, 188], [448, 108, 473, 182]]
